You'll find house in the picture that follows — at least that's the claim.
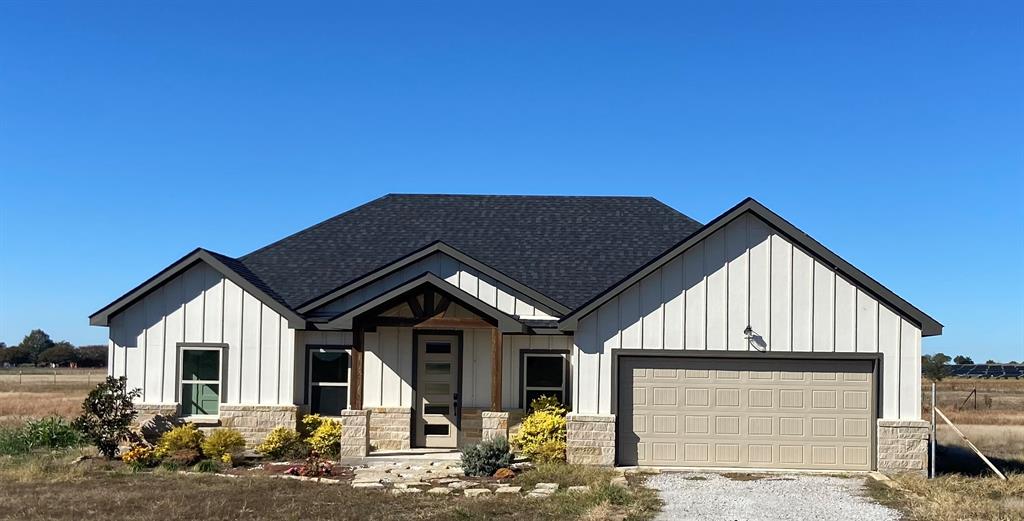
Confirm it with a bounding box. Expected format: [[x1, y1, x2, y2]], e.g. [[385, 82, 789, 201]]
[[90, 195, 940, 474]]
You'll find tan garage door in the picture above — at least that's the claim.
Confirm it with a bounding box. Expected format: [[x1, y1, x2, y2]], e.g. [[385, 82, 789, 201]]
[[617, 357, 875, 470]]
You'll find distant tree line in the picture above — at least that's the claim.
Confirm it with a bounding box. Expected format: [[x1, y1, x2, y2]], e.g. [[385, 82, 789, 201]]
[[0, 329, 106, 368], [922, 352, 1020, 381]]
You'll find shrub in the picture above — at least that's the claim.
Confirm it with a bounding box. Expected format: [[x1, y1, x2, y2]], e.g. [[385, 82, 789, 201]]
[[122, 443, 158, 470], [461, 436, 513, 477], [285, 454, 334, 478], [192, 459, 220, 473], [0, 426, 31, 455], [21, 416, 85, 450], [256, 426, 307, 460], [73, 376, 141, 458], [201, 428, 246, 464], [165, 448, 202, 467], [155, 423, 205, 460], [0, 417, 84, 455], [302, 415, 342, 458], [510, 395, 567, 463]]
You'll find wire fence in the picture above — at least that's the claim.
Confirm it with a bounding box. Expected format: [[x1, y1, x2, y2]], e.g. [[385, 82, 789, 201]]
[[0, 369, 108, 388]]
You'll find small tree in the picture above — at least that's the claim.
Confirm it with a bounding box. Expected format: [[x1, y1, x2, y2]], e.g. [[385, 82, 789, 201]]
[[922, 353, 952, 382], [0, 346, 31, 366], [73, 376, 140, 458], [985, 359, 997, 364], [953, 355, 974, 365]]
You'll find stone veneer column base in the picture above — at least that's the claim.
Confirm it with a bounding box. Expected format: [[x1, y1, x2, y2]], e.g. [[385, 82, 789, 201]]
[[368, 407, 412, 450], [219, 404, 299, 447], [566, 414, 616, 466], [338, 409, 370, 458], [459, 408, 484, 447], [877, 419, 929, 475], [481, 411, 509, 441]]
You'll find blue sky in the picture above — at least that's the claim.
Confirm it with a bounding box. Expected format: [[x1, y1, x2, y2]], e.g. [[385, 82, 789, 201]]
[[1, 1, 1021, 361]]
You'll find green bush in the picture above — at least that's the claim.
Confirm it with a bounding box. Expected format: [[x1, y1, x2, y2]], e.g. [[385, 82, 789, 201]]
[[255, 426, 307, 460], [201, 428, 246, 464], [461, 436, 513, 477], [302, 414, 342, 458], [22, 417, 85, 450], [0, 426, 31, 455], [192, 459, 220, 473], [510, 395, 567, 463], [73, 376, 141, 458], [155, 424, 205, 460], [0, 417, 84, 455]]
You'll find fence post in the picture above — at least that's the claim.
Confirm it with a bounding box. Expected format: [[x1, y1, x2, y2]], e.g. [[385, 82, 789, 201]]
[[19, 370, 22, 385], [930, 382, 937, 478], [54, 370, 57, 384]]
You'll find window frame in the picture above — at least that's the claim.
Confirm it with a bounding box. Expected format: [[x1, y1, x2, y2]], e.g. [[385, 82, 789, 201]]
[[306, 345, 351, 417], [519, 350, 570, 410], [177, 343, 226, 420]]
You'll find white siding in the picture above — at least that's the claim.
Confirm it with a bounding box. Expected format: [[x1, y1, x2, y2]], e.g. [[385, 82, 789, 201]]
[[571, 213, 924, 421], [108, 262, 297, 406], [311, 252, 558, 320]]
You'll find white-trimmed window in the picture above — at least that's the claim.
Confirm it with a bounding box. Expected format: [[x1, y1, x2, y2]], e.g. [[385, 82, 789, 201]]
[[523, 353, 566, 409], [309, 348, 349, 415], [180, 346, 222, 417]]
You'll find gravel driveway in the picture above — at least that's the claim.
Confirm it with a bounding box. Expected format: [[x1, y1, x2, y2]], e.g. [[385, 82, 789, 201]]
[[646, 472, 901, 521]]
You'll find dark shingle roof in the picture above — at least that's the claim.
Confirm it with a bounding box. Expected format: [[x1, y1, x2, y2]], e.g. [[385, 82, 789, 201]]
[[238, 194, 703, 311]]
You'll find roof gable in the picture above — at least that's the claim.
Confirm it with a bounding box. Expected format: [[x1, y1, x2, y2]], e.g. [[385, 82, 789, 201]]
[[559, 198, 942, 337], [89, 248, 306, 328]]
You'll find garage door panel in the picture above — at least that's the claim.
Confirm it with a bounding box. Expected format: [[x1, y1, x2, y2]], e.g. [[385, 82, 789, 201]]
[[617, 357, 874, 470]]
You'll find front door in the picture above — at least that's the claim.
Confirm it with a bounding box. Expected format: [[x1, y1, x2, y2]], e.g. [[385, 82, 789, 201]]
[[416, 334, 459, 448]]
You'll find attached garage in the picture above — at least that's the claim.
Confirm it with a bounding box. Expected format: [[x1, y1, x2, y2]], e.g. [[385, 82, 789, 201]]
[[617, 356, 876, 471]]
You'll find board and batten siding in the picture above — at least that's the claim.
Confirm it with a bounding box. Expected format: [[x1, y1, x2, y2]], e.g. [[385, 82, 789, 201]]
[[571, 212, 922, 420], [310, 328, 571, 411], [311, 252, 557, 320], [108, 262, 297, 406]]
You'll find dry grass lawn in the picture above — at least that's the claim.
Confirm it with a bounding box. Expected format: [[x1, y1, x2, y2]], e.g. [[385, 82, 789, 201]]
[[870, 473, 1024, 521], [0, 452, 660, 521]]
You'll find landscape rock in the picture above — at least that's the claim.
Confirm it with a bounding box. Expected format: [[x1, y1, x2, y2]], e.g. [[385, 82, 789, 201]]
[[464, 488, 493, 498], [352, 482, 385, 490], [567, 485, 591, 494], [427, 487, 451, 495], [493, 467, 515, 480], [494, 486, 522, 494]]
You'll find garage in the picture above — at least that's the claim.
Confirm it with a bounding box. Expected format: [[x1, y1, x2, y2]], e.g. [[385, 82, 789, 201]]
[[617, 357, 876, 470]]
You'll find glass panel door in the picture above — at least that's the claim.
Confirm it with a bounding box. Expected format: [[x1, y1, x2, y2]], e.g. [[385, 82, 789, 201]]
[[416, 336, 459, 448]]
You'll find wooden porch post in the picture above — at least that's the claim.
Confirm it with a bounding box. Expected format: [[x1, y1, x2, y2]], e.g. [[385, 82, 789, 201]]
[[351, 326, 364, 410], [490, 327, 502, 411]]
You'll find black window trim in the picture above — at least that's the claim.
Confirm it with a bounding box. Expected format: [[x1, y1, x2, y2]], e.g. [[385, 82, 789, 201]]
[[518, 348, 571, 410]]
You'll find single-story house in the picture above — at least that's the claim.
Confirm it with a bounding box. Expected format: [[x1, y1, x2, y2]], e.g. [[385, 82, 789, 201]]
[[90, 195, 940, 473]]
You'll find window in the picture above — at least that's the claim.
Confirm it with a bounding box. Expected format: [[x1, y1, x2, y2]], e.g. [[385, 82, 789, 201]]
[[523, 354, 566, 409], [180, 347, 222, 417], [309, 349, 349, 415]]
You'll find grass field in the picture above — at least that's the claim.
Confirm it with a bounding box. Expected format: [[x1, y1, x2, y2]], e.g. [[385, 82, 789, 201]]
[[0, 369, 103, 427]]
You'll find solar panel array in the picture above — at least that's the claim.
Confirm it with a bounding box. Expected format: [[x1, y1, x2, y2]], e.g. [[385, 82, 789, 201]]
[[947, 364, 1024, 379]]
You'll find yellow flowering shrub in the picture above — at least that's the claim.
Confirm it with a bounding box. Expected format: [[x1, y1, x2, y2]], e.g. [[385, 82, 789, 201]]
[[122, 442, 157, 469], [255, 426, 306, 459], [510, 395, 567, 463], [154, 423, 205, 459], [303, 414, 343, 458], [201, 428, 246, 464]]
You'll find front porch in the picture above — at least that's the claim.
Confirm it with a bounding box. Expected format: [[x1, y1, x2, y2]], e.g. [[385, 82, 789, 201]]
[[316, 275, 544, 457]]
